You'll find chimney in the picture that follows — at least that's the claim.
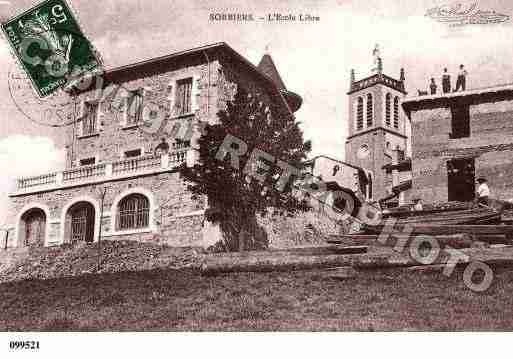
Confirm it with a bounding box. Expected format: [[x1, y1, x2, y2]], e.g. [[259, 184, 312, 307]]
[[400, 68, 405, 82], [350, 69, 355, 89]]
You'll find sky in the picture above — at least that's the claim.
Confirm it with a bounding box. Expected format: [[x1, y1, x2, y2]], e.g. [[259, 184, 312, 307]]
[[1, 0, 513, 223]]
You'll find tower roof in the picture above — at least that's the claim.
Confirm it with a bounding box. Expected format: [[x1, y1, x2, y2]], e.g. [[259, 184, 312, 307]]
[[257, 52, 303, 112], [348, 45, 406, 95], [257, 54, 287, 90], [348, 73, 407, 95]]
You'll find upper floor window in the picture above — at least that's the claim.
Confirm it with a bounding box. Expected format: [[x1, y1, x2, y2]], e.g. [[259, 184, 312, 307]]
[[82, 102, 98, 136], [393, 96, 400, 129], [450, 105, 470, 139], [356, 97, 364, 131], [117, 194, 149, 230], [385, 93, 391, 126], [126, 89, 143, 126], [176, 78, 193, 116], [366, 94, 373, 127]]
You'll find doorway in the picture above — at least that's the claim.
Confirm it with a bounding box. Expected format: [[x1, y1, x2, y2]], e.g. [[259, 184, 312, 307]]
[[21, 208, 46, 247], [447, 158, 475, 202]]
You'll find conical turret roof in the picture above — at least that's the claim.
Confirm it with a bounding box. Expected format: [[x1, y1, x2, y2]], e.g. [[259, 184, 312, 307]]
[[257, 54, 287, 91]]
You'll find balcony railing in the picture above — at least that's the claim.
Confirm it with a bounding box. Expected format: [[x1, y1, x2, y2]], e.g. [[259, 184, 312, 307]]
[[18, 173, 57, 190], [13, 149, 194, 194], [63, 163, 106, 182], [112, 155, 161, 175]]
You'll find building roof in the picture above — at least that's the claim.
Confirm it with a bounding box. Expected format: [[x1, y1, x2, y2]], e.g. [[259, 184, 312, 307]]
[[257, 53, 302, 112], [67, 42, 302, 113], [402, 82, 513, 112]]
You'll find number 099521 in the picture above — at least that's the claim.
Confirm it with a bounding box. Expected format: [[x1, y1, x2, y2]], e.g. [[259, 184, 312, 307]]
[[9, 341, 40, 350]]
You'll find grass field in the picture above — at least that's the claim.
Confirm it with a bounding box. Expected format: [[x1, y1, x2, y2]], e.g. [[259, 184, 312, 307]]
[[1, 263, 513, 331]]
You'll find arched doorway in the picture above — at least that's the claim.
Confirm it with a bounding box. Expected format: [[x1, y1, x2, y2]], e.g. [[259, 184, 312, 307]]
[[21, 208, 47, 247], [66, 202, 96, 243]]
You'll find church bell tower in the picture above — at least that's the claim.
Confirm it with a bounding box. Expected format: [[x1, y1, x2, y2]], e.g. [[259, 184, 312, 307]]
[[345, 45, 408, 202]]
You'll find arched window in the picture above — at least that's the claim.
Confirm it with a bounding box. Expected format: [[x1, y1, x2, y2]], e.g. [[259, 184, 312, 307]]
[[356, 97, 364, 131], [393, 96, 400, 129], [117, 194, 150, 230], [385, 93, 391, 126], [366, 94, 373, 127]]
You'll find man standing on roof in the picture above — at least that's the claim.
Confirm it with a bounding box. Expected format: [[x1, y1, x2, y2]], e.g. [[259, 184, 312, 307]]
[[475, 177, 490, 207], [429, 78, 437, 95], [455, 64, 468, 92], [442, 68, 451, 93]]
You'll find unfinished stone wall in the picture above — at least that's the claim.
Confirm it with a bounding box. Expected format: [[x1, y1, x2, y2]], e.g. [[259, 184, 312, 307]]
[[409, 107, 451, 203], [409, 96, 513, 203]]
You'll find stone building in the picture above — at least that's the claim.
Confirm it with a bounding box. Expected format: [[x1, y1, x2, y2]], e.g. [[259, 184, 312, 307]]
[[402, 84, 513, 203], [6, 42, 302, 248], [344, 50, 411, 204]]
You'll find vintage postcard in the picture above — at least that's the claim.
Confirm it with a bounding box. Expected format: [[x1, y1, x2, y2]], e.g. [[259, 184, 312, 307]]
[[0, 0, 512, 356]]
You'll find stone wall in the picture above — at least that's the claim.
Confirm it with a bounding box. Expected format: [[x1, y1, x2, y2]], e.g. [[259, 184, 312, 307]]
[[8, 49, 294, 249], [345, 83, 409, 202], [258, 209, 343, 248], [8, 170, 206, 248], [67, 60, 222, 166]]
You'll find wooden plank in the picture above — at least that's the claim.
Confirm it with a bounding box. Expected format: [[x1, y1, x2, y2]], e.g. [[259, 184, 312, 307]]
[[366, 224, 513, 236], [329, 233, 512, 247], [398, 214, 500, 226], [328, 245, 368, 255], [407, 264, 448, 272], [201, 246, 513, 275]]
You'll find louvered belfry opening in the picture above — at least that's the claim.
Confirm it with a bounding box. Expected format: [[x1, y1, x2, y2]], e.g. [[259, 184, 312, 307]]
[[117, 194, 150, 230], [356, 97, 364, 130], [69, 202, 96, 243]]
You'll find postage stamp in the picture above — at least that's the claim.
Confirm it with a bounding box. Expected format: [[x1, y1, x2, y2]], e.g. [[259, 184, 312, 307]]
[[1, 0, 100, 97]]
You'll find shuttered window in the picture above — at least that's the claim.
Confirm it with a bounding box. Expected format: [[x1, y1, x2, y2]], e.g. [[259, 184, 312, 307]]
[[127, 90, 143, 125], [82, 102, 98, 135], [176, 78, 193, 115]]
